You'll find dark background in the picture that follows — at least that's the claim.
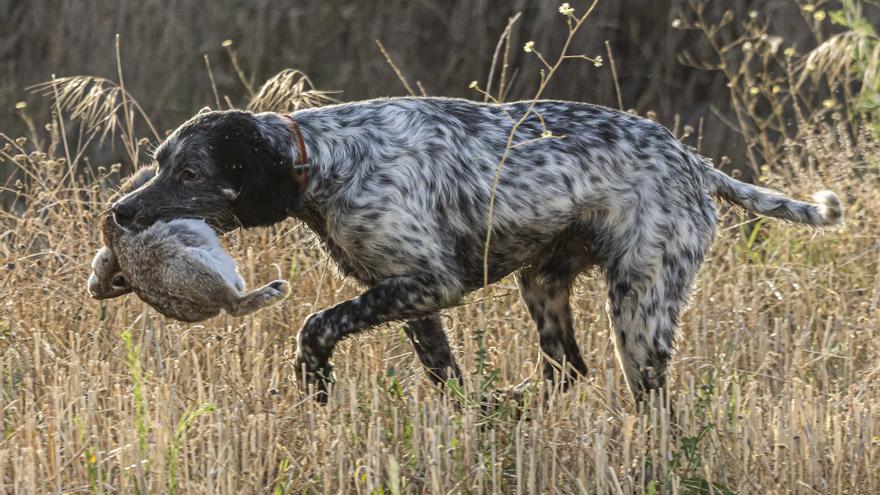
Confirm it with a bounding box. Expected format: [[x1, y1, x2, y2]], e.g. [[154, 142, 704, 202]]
[[0, 0, 840, 169]]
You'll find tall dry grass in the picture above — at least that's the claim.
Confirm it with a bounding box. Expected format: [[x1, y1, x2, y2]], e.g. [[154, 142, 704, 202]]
[[3, 0, 848, 169], [2, 2, 880, 493]]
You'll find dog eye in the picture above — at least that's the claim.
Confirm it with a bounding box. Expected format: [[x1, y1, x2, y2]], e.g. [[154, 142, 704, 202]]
[[111, 275, 126, 288], [182, 168, 200, 181]]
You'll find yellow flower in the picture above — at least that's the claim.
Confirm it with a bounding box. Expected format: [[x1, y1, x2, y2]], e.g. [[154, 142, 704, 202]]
[[749, 86, 760, 96], [671, 19, 682, 28], [14, 101, 27, 110], [822, 99, 835, 109], [784, 47, 796, 57], [523, 41, 535, 53], [593, 55, 603, 68], [541, 130, 553, 138], [748, 11, 758, 19], [469, 81, 479, 89], [772, 85, 782, 94], [559, 3, 575, 16], [222, 39, 233, 47], [802, 4, 815, 13], [742, 41, 753, 52], [813, 10, 826, 21]]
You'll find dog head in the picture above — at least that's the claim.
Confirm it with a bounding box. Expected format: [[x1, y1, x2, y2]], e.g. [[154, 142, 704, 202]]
[[110, 110, 302, 233]]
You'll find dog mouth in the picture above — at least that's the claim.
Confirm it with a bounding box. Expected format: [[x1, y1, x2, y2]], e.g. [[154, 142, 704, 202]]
[[113, 215, 153, 233], [193, 211, 242, 233], [112, 194, 243, 234], [115, 207, 237, 233]]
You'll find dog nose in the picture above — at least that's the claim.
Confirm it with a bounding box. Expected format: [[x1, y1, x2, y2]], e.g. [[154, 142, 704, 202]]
[[112, 201, 137, 227]]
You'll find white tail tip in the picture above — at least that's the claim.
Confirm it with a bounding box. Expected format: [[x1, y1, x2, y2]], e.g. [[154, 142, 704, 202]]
[[812, 190, 843, 226]]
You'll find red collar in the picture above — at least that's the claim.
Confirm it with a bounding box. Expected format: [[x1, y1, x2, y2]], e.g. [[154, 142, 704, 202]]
[[285, 116, 310, 191]]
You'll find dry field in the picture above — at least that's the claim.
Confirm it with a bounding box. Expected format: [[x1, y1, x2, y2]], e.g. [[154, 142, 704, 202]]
[[2, 2, 880, 494]]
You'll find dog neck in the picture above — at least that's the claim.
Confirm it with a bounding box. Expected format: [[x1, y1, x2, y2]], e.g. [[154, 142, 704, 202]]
[[277, 114, 330, 238], [283, 115, 310, 192]]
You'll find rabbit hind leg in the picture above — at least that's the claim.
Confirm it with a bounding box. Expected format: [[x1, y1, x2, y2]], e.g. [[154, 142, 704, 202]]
[[226, 280, 289, 317]]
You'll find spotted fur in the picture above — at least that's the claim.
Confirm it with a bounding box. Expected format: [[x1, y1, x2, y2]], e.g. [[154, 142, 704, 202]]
[[111, 97, 842, 401]]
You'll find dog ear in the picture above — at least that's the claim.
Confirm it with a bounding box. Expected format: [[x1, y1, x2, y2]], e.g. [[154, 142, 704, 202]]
[[233, 143, 301, 226], [207, 112, 302, 227]]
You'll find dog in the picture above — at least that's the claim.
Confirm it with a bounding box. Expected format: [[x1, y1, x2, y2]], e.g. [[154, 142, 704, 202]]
[[89, 167, 289, 322], [110, 97, 842, 401]]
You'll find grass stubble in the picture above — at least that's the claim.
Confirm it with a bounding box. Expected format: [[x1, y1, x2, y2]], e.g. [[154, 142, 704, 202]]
[[1, 2, 880, 493]]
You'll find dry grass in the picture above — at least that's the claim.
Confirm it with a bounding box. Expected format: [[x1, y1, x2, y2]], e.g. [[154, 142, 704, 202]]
[[5, 0, 847, 169], [1, 127, 878, 494], [2, 2, 880, 494]]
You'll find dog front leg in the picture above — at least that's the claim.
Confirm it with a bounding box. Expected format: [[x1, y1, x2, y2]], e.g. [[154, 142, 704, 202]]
[[294, 275, 462, 402]]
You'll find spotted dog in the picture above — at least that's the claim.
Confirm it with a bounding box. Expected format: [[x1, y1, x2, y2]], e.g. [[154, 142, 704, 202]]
[[111, 97, 843, 402]]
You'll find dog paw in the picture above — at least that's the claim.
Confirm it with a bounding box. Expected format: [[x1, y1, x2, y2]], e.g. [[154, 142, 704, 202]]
[[294, 322, 334, 403], [294, 356, 333, 404]]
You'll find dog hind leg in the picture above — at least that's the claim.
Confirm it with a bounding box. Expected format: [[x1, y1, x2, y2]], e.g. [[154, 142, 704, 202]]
[[605, 243, 704, 401], [517, 267, 588, 389]]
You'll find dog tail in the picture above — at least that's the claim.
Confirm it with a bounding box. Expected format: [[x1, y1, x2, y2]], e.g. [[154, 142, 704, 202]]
[[704, 165, 843, 227]]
